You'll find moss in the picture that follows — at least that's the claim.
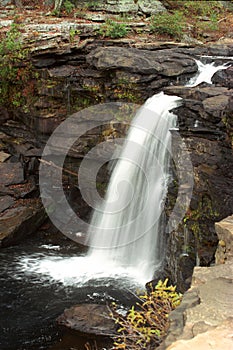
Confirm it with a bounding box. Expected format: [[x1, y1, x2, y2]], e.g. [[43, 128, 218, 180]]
[[112, 78, 142, 103]]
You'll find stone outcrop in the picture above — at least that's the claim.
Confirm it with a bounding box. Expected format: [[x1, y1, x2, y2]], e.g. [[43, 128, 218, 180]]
[[215, 215, 233, 264], [0, 200, 46, 247], [159, 215, 233, 350], [0, 123, 46, 247], [86, 46, 197, 76], [167, 319, 233, 350], [57, 303, 117, 336], [163, 84, 233, 292], [212, 65, 233, 88]]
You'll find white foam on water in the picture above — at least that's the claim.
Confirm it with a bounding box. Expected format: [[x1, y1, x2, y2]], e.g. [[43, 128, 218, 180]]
[[17, 254, 148, 287], [186, 59, 231, 87]]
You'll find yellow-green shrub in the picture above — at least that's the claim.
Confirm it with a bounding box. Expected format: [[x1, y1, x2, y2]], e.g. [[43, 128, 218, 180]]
[[111, 279, 182, 349]]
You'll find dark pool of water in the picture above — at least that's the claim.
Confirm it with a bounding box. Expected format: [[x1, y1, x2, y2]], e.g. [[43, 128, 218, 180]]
[[0, 229, 138, 350]]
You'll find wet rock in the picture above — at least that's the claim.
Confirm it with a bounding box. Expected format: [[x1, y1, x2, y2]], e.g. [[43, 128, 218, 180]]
[[212, 66, 233, 88], [0, 120, 37, 142], [164, 83, 233, 292], [57, 304, 117, 336], [208, 44, 233, 57], [0, 199, 46, 247], [164, 86, 232, 136], [164, 85, 231, 100]]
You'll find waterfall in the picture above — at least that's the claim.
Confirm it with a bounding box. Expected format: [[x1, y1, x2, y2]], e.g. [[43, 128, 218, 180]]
[[87, 92, 182, 282], [186, 59, 230, 87], [20, 58, 230, 286]]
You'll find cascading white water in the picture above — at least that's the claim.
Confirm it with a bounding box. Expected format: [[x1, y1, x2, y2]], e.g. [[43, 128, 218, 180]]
[[87, 92, 182, 282], [186, 59, 230, 87], [16, 58, 230, 287]]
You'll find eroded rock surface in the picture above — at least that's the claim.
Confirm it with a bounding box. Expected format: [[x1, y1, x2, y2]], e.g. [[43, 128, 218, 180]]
[[164, 84, 233, 292], [160, 215, 233, 350], [0, 200, 46, 247], [87, 47, 197, 76], [215, 215, 233, 263], [167, 319, 233, 350], [57, 304, 117, 336], [0, 123, 46, 247]]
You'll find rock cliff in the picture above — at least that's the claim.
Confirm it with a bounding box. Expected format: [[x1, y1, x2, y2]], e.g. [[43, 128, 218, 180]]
[[0, 8, 232, 293], [160, 215, 233, 350]]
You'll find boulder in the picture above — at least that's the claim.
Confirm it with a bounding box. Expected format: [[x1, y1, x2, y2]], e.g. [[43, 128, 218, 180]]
[[0, 199, 46, 247], [76, 0, 166, 14], [212, 66, 233, 88], [105, 0, 138, 13], [87, 47, 197, 76], [138, 0, 166, 14], [202, 94, 229, 120], [57, 304, 117, 336]]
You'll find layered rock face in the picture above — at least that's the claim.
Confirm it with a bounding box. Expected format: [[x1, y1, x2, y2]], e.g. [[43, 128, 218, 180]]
[[160, 215, 233, 350], [164, 84, 233, 292], [0, 125, 46, 247]]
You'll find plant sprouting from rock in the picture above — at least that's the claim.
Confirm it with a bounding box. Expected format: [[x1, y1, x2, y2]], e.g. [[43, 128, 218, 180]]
[[110, 279, 182, 349], [97, 19, 129, 39], [0, 22, 36, 110]]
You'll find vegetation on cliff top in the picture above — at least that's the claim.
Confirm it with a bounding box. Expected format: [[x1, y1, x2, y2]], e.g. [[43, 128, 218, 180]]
[[62, 0, 233, 41], [7, 0, 233, 42], [0, 22, 37, 110]]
